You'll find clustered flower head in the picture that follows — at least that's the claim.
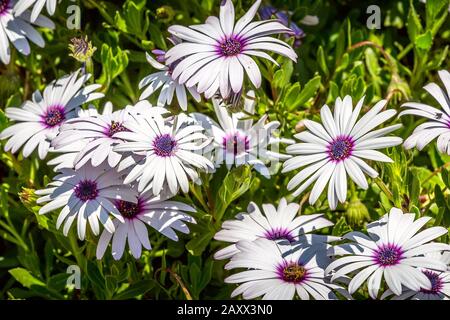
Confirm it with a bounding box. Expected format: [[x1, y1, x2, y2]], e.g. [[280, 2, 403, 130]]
[[2, 0, 450, 301]]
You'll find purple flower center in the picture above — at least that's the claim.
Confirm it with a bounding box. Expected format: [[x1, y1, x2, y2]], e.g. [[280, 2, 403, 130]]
[[0, 0, 10, 15], [115, 199, 141, 219], [374, 244, 403, 267], [277, 262, 308, 283], [107, 121, 127, 137], [328, 136, 354, 162], [42, 106, 66, 128], [74, 180, 99, 202], [264, 228, 295, 242], [153, 134, 177, 157], [223, 132, 249, 155], [218, 37, 244, 56], [420, 270, 443, 295]]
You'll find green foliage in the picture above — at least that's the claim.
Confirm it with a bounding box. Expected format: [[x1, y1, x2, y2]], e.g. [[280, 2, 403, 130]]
[[1, 0, 450, 300]]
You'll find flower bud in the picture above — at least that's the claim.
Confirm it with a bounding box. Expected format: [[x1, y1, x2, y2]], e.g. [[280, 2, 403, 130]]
[[69, 35, 96, 63], [346, 197, 370, 225]]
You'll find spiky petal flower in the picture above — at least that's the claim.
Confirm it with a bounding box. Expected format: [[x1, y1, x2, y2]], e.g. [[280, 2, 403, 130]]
[[381, 251, 450, 300], [139, 52, 201, 111], [282, 96, 402, 209], [0, 71, 104, 159], [191, 92, 291, 177], [114, 112, 214, 195], [326, 207, 450, 299], [36, 164, 138, 240], [52, 103, 132, 169], [96, 189, 196, 260], [214, 197, 338, 260], [165, 0, 297, 99], [0, 0, 55, 64], [401, 70, 450, 155], [225, 239, 345, 300]]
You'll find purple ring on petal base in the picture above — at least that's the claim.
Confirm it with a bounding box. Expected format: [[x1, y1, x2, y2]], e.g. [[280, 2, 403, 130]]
[[0, 0, 11, 16], [223, 132, 249, 156], [327, 135, 354, 162], [115, 198, 143, 220], [420, 270, 443, 295], [216, 36, 246, 57], [74, 180, 99, 202], [264, 227, 295, 243], [276, 261, 309, 284], [41, 105, 66, 128], [153, 134, 178, 157], [373, 244, 404, 267]]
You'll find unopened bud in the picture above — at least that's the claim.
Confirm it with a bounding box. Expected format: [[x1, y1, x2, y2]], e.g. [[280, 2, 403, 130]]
[[69, 35, 96, 63], [345, 198, 370, 225]]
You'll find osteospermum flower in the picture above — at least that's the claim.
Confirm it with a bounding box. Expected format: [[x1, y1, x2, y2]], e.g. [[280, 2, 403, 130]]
[[326, 207, 450, 299], [0, 0, 55, 64], [139, 52, 201, 111], [401, 70, 450, 155], [191, 93, 291, 177], [96, 189, 196, 260], [166, 0, 297, 99], [36, 164, 138, 240], [214, 197, 337, 260], [225, 239, 344, 300], [52, 103, 132, 169], [114, 112, 213, 195], [0, 71, 104, 159], [381, 252, 450, 300], [282, 96, 402, 209], [14, 0, 56, 22]]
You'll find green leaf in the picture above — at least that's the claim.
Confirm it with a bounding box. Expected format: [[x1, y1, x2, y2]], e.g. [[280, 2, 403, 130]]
[[317, 46, 329, 76], [9, 268, 45, 288], [407, 2, 423, 42], [113, 280, 155, 299], [415, 31, 433, 51], [288, 76, 321, 111]]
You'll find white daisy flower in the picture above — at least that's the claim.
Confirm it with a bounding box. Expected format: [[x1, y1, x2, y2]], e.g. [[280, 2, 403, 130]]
[[166, 0, 297, 99], [52, 103, 132, 169], [401, 70, 450, 155], [0, 70, 104, 159], [113, 112, 213, 195], [96, 189, 196, 260], [47, 104, 105, 172], [282, 95, 402, 209], [214, 197, 338, 260], [225, 238, 344, 300], [139, 52, 201, 111], [326, 207, 450, 299], [14, 0, 57, 22], [191, 92, 291, 177], [381, 252, 450, 300], [36, 163, 138, 240], [0, 0, 55, 64]]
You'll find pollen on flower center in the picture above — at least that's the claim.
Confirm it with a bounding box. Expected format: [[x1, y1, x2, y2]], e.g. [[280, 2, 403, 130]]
[[74, 180, 99, 202], [0, 0, 10, 15], [420, 270, 443, 295], [278, 262, 307, 283], [219, 37, 243, 56], [374, 244, 403, 267], [116, 199, 141, 219], [153, 134, 177, 157], [42, 106, 66, 128], [264, 228, 295, 242], [223, 132, 249, 155], [107, 121, 127, 137], [328, 136, 354, 161]]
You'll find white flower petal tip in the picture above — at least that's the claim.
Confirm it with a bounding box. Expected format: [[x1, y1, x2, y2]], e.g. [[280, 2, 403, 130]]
[[165, 0, 296, 100], [283, 96, 402, 209], [399, 70, 450, 155], [96, 187, 196, 260], [327, 207, 450, 299], [0, 71, 104, 160], [214, 197, 335, 261]]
